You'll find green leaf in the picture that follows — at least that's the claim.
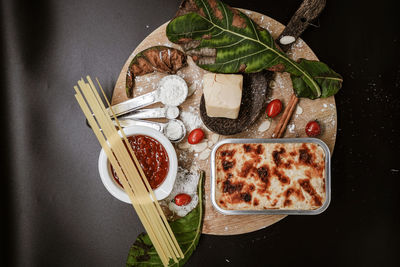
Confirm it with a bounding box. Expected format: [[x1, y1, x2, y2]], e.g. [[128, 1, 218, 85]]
[[166, 0, 321, 99], [126, 171, 205, 267], [166, 0, 343, 99], [291, 59, 343, 98]]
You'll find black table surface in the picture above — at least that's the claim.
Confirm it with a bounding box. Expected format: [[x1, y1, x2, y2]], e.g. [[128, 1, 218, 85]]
[[1, 0, 399, 266]]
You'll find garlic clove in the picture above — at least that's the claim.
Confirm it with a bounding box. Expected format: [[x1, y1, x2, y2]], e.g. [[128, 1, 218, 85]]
[[258, 120, 271, 132], [192, 142, 208, 152], [199, 148, 211, 160], [295, 105, 303, 115], [178, 141, 190, 150], [280, 35, 296, 45], [211, 133, 220, 144]]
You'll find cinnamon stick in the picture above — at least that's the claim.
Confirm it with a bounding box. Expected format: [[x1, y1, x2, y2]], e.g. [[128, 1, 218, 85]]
[[272, 93, 299, 138]]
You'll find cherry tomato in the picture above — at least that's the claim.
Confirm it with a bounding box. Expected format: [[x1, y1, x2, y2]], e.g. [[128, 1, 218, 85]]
[[188, 128, 205, 144], [174, 193, 192, 206], [266, 99, 282, 118], [305, 120, 321, 137]]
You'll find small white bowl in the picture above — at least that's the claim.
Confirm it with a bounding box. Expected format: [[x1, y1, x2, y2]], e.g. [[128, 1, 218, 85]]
[[98, 126, 178, 203]]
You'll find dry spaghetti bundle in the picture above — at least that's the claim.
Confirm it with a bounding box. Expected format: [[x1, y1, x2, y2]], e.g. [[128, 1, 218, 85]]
[[74, 76, 183, 266]]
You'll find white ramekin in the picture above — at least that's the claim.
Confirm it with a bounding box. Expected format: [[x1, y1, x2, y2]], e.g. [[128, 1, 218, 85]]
[[98, 126, 178, 203]]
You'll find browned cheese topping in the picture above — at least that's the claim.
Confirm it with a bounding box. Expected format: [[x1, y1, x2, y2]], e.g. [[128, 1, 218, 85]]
[[215, 143, 326, 210]]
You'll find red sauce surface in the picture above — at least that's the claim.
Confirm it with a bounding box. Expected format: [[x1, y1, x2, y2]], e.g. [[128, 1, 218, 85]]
[[111, 135, 169, 189]]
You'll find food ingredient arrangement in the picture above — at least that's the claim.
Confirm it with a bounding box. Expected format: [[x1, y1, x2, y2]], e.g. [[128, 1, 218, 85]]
[[75, 0, 343, 266]]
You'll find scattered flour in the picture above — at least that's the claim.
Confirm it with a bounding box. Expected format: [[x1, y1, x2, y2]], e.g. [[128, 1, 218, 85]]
[[287, 39, 305, 60], [134, 74, 159, 94], [288, 122, 296, 133], [180, 110, 203, 131], [188, 84, 197, 96]]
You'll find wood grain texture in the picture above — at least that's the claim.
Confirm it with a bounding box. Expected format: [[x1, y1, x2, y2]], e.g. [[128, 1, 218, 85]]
[[111, 10, 337, 235], [278, 0, 326, 51]]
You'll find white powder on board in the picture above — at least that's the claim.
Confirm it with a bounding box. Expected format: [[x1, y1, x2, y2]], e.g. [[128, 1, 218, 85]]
[[287, 39, 305, 60], [180, 110, 203, 131], [134, 74, 159, 94], [288, 122, 296, 133], [188, 84, 197, 97]]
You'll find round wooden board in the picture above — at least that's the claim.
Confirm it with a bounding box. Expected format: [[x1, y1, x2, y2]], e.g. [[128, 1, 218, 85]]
[[112, 9, 337, 235]]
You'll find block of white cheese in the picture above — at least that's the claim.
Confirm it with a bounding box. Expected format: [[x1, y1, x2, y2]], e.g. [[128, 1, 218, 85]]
[[203, 73, 243, 119]]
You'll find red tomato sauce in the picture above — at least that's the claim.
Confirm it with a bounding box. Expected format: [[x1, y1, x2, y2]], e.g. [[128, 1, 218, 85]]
[[111, 135, 169, 189]]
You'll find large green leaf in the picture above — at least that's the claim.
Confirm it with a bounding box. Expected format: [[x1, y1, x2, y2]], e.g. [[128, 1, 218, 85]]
[[166, 0, 342, 99], [126, 171, 204, 267]]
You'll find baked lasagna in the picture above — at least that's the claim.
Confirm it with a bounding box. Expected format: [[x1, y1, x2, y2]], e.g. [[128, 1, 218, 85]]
[[214, 142, 326, 210]]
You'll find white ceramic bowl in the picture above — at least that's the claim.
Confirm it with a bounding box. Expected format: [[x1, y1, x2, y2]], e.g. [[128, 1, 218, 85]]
[[98, 126, 178, 203]]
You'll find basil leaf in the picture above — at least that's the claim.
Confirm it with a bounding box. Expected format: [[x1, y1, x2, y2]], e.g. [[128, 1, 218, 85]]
[[126, 171, 204, 267]]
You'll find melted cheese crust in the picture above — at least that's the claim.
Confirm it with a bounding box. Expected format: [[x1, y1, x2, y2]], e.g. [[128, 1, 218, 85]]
[[215, 143, 326, 210]]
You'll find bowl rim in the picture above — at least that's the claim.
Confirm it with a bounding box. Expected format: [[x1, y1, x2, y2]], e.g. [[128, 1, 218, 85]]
[[98, 126, 178, 203]]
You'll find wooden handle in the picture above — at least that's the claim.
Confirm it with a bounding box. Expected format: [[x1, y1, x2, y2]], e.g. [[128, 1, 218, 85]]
[[278, 0, 327, 53], [272, 0, 326, 138]]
